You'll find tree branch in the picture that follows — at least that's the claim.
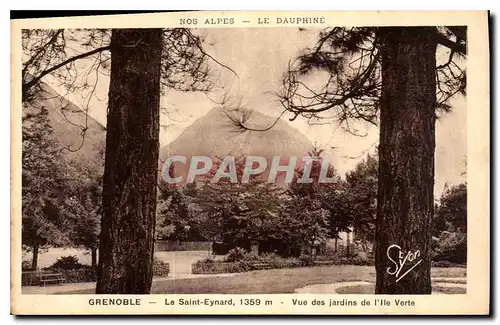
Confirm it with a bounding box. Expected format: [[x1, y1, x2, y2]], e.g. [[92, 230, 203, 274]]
[[23, 45, 111, 97], [22, 30, 64, 78], [437, 50, 455, 69], [183, 30, 239, 79], [435, 32, 466, 55]]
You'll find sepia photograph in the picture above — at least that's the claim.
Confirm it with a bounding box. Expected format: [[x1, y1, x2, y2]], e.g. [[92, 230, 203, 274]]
[[11, 11, 489, 315]]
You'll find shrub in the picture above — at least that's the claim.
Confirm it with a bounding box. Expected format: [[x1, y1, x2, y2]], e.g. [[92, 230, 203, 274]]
[[192, 253, 305, 274], [22, 257, 170, 285], [257, 252, 279, 262], [431, 260, 466, 268], [193, 250, 378, 275], [192, 261, 246, 274], [243, 251, 261, 261], [342, 255, 373, 266], [432, 260, 453, 268], [49, 255, 86, 270], [152, 257, 170, 277], [60, 267, 97, 283], [199, 257, 215, 264], [299, 254, 314, 266], [236, 260, 254, 271], [226, 247, 247, 262], [433, 232, 467, 264], [268, 258, 303, 269], [22, 260, 32, 271]]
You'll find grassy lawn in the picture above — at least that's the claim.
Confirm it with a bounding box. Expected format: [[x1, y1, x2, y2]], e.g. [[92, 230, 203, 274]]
[[336, 284, 375, 294], [63, 265, 466, 294]]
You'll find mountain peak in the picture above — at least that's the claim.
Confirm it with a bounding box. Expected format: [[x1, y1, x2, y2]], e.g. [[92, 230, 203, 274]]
[[160, 108, 313, 162]]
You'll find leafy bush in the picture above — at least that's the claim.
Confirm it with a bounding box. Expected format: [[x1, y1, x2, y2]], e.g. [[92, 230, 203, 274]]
[[192, 261, 247, 274], [193, 252, 305, 274], [243, 251, 262, 261], [60, 267, 97, 283], [21, 266, 97, 286], [341, 255, 373, 266], [192, 259, 304, 274], [433, 232, 467, 264], [432, 260, 453, 268], [253, 252, 303, 269], [268, 259, 303, 269], [226, 247, 248, 262], [300, 254, 373, 267], [152, 257, 170, 277], [22, 260, 32, 271], [193, 250, 377, 274], [199, 257, 215, 264], [299, 254, 314, 266], [49, 255, 86, 270], [236, 260, 255, 271], [257, 252, 279, 262], [44, 256, 169, 283]]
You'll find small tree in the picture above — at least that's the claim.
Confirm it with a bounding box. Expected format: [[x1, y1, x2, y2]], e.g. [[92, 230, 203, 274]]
[[436, 183, 467, 233], [286, 148, 341, 255], [345, 153, 378, 252], [321, 182, 352, 254], [22, 107, 73, 269], [66, 163, 103, 268], [155, 183, 207, 242], [192, 155, 285, 250]]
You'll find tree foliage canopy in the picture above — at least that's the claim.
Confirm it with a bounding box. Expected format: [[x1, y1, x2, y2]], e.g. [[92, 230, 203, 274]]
[[435, 182, 467, 232], [22, 107, 73, 252], [276, 27, 466, 135], [22, 28, 223, 104]]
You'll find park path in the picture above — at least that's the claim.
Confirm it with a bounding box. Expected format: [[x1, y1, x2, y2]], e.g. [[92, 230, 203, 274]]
[[294, 277, 467, 294]]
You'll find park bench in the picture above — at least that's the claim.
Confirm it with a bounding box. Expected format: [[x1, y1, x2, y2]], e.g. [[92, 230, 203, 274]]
[[39, 272, 66, 286], [21, 271, 66, 286]]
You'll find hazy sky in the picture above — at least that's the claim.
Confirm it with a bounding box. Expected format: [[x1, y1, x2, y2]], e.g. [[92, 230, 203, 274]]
[[48, 28, 466, 198]]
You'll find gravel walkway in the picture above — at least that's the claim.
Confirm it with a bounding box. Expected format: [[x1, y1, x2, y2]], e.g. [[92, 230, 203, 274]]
[[294, 277, 467, 294]]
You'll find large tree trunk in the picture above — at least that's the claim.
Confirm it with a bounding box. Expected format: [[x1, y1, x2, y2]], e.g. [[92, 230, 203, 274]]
[[375, 27, 437, 294], [96, 29, 162, 294], [31, 243, 39, 271]]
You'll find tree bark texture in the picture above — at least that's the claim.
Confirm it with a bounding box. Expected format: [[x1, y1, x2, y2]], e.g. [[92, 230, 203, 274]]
[[375, 27, 437, 294], [31, 243, 39, 270], [96, 29, 162, 294]]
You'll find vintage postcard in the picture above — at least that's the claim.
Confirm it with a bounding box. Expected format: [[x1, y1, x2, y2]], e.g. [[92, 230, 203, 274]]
[[11, 11, 490, 315]]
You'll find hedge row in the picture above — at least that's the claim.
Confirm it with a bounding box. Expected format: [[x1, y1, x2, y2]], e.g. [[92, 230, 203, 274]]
[[153, 260, 170, 277], [191, 256, 466, 275], [21, 268, 97, 286], [21, 262, 170, 286], [191, 259, 304, 274], [192, 251, 377, 275], [431, 260, 467, 268]]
